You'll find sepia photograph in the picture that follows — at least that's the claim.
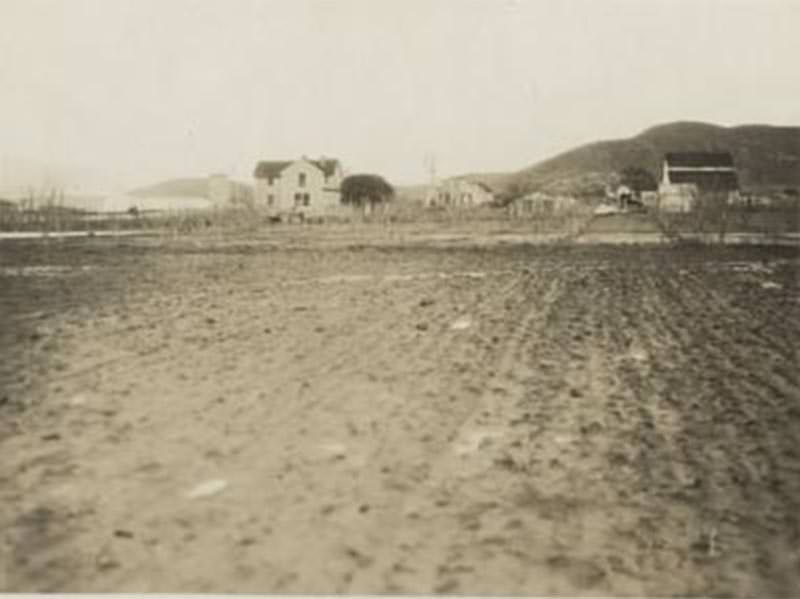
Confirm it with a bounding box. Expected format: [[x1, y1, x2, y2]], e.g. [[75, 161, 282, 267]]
[[0, 0, 799, 595]]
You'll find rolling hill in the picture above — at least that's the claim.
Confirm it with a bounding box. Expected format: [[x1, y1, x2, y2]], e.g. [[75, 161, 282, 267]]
[[464, 122, 800, 197], [129, 177, 209, 198], [129, 177, 253, 201]]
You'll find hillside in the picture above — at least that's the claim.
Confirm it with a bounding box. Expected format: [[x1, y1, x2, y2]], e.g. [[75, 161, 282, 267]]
[[129, 177, 253, 200], [129, 178, 209, 198], [466, 122, 800, 197]]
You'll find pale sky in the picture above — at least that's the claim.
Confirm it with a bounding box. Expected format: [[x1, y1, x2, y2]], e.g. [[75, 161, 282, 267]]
[[0, 0, 798, 191]]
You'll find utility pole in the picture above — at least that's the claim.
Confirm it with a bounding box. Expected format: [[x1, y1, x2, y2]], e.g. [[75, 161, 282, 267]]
[[424, 152, 438, 206]]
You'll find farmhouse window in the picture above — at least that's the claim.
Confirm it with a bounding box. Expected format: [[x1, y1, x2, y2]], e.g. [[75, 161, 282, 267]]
[[267, 194, 275, 206], [299, 173, 307, 187]]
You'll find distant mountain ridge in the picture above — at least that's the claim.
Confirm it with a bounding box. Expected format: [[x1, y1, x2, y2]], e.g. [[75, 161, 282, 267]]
[[129, 177, 209, 198], [129, 177, 253, 200], [463, 122, 800, 196]]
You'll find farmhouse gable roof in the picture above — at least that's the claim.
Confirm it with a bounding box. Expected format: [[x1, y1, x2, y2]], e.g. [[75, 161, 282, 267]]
[[254, 158, 341, 180], [253, 161, 292, 179], [667, 170, 739, 191], [312, 159, 340, 178]]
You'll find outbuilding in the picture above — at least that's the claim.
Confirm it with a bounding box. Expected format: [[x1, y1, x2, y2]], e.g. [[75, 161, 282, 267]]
[[658, 152, 740, 212]]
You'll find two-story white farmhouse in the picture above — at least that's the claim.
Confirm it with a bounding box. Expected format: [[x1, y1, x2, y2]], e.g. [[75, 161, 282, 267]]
[[253, 157, 343, 217]]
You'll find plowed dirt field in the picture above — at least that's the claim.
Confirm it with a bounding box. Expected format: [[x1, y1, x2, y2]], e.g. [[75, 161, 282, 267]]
[[1, 236, 799, 595]]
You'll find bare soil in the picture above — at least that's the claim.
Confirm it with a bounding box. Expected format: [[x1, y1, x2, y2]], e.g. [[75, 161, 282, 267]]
[[1, 234, 799, 595]]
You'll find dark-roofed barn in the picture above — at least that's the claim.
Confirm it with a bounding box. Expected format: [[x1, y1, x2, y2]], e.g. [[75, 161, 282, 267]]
[[658, 151, 740, 212]]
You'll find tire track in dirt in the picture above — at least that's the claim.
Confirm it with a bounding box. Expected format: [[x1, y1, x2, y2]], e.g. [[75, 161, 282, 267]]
[[600, 261, 738, 596], [341, 271, 569, 594], [211, 269, 532, 592]]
